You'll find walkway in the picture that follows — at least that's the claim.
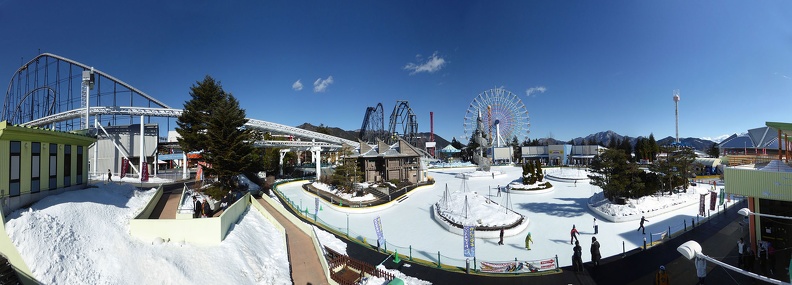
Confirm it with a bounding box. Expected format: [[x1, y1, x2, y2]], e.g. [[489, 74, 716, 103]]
[[257, 197, 329, 285]]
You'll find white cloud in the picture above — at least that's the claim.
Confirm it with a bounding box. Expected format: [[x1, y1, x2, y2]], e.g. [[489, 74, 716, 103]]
[[526, 86, 547, 97], [292, 80, 303, 91], [403, 51, 446, 75], [313, 76, 334, 93]]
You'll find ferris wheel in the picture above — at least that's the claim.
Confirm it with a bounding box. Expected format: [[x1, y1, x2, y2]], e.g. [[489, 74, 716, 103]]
[[463, 88, 530, 146]]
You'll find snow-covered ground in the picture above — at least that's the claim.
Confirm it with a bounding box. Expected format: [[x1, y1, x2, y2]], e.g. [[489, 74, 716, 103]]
[[277, 165, 738, 269], [5, 183, 291, 284]]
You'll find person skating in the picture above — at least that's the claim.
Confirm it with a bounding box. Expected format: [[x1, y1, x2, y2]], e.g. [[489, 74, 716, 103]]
[[524, 232, 533, 250], [590, 236, 601, 269], [637, 216, 649, 234], [107, 169, 112, 183], [570, 225, 580, 244], [498, 227, 504, 245], [655, 265, 669, 285], [593, 218, 598, 235]]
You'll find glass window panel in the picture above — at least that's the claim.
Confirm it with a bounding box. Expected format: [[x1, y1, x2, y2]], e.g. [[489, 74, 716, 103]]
[[10, 141, 20, 153], [32, 155, 40, 178], [11, 155, 19, 180]]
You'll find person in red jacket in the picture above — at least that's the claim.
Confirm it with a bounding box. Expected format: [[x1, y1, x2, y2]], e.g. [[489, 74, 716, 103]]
[[570, 225, 579, 244]]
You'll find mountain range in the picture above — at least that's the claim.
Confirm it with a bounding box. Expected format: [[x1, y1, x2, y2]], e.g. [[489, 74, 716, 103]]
[[296, 123, 718, 151]]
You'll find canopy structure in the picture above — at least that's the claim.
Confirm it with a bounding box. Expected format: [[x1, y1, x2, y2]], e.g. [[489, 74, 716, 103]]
[[439, 144, 460, 153], [765, 121, 792, 161]]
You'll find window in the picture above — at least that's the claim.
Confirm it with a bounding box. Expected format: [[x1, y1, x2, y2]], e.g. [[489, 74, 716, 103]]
[[64, 145, 71, 187], [50, 143, 57, 190], [31, 142, 41, 193], [10, 141, 20, 196], [76, 146, 83, 185]]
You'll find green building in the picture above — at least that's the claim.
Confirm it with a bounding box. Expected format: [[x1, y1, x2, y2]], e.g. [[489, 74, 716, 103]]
[[0, 121, 95, 217], [724, 121, 792, 263]]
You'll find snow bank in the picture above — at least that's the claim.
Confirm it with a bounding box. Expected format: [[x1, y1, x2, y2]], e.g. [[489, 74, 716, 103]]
[[5, 183, 290, 284]]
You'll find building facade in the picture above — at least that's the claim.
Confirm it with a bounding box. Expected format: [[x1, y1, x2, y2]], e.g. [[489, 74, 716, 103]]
[[0, 121, 95, 217], [521, 144, 605, 166], [724, 122, 792, 265], [350, 138, 422, 184]]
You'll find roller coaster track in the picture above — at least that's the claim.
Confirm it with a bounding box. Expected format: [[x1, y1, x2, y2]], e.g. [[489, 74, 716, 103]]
[[359, 103, 385, 143], [4, 53, 357, 147], [21, 106, 358, 146]]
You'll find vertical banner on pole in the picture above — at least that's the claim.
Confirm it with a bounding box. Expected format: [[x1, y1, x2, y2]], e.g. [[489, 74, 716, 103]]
[[374, 216, 384, 245], [699, 194, 706, 216], [314, 197, 319, 217], [141, 163, 149, 182], [463, 226, 475, 257], [719, 188, 725, 206], [120, 158, 128, 178], [709, 191, 716, 211]]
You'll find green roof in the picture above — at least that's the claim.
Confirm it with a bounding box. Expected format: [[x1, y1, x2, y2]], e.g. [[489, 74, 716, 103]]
[[765, 122, 792, 136]]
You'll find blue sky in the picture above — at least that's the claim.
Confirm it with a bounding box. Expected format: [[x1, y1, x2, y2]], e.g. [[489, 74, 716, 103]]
[[1, 1, 791, 143]]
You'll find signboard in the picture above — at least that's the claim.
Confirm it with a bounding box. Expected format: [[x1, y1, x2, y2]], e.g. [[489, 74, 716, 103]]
[[699, 194, 706, 216], [315, 197, 319, 216], [463, 226, 475, 257], [709, 191, 717, 211], [480, 258, 556, 273], [374, 216, 384, 245]]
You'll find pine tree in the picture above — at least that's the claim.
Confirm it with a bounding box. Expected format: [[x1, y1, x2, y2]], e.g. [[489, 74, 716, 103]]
[[331, 146, 361, 192], [535, 160, 544, 182], [511, 136, 521, 163], [176, 75, 227, 154], [204, 94, 259, 187]]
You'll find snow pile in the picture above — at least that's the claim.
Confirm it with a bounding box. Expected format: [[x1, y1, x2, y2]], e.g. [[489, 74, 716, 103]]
[[591, 184, 716, 218], [314, 225, 347, 255], [5, 183, 290, 284], [436, 191, 522, 227], [312, 182, 377, 202]]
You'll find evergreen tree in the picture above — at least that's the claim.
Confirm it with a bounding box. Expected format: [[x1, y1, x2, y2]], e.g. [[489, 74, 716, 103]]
[[331, 145, 361, 192], [511, 136, 522, 163], [525, 161, 536, 184], [176, 75, 226, 154], [204, 93, 260, 187], [451, 137, 464, 150], [619, 137, 633, 162], [707, 142, 720, 158], [588, 149, 643, 201], [648, 133, 659, 161], [535, 160, 544, 182]]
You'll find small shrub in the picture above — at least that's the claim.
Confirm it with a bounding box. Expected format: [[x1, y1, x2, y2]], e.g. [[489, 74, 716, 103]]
[[203, 183, 227, 200]]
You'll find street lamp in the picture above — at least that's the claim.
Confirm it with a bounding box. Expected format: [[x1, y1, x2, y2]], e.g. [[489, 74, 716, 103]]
[[677, 240, 790, 284], [738, 208, 792, 220]]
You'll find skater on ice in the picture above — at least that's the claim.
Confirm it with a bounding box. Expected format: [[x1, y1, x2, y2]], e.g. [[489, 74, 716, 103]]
[[637, 216, 649, 234], [524, 232, 533, 250], [570, 225, 579, 244]]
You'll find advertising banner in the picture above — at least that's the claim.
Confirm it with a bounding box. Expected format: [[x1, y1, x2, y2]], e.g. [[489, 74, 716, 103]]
[[699, 194, 706, 216], [709, 191, 716, 211], [120, 158, 128, 178], [374, 216, 384, 245], [480, 258, 556, 273], [463, 226, 475, 257], [141, 163, 149, 182]]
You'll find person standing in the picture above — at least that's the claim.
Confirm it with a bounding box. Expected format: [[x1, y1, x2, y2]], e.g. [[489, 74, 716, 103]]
[[695, 256, 707, 285], [593, 218, 599, 235], [570, 225, 580, 244], [524, 232, 533, 250], [655, 265, 669, 285], [107, 169, 112, 183], [637, 216, 649, 234], [737, 238, 745, 269], [192, 196, 201, 219], [768, 242, 776, 275], [202, 199, 212, 218], [498, 227, 504, 245], [572, 241, 583, 272], [590, 236, 601, 269]]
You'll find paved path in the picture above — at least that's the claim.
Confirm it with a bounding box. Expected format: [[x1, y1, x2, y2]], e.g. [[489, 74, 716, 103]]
[[257, 197, 330, 285]]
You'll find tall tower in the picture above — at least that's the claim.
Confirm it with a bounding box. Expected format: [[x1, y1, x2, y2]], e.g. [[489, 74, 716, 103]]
[[673, 89, 680, 145]]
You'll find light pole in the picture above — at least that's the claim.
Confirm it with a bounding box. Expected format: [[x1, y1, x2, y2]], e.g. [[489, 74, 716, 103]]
[[677, 240, 790, 284]]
